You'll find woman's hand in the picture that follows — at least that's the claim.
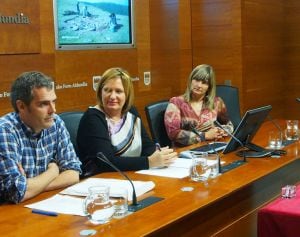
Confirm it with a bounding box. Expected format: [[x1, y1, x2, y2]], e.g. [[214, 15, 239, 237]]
[[148, 147, 178, 168], [204, 127, 226, 140]]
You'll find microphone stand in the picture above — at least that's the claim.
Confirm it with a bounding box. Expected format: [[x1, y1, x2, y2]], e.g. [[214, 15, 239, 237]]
[[213, 120, 247, 173], [213, 120, 246, 162], [97, 152, 138, 207], [191, 127, 222, 174], [96, 152, 164, 212]]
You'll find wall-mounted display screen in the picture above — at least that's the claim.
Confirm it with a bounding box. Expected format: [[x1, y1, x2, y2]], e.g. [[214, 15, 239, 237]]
[[53, 0, 135, 50]]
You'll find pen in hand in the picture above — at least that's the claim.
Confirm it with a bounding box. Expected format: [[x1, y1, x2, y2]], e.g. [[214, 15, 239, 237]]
[[155, 143, 162, 151], [155, 142, 169, 169]]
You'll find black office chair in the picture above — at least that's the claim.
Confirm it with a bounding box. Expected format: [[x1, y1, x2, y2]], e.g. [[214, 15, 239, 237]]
[[216, 85, 242, 129], [144, 100, 172, 147], [58, 111, 84, 155]]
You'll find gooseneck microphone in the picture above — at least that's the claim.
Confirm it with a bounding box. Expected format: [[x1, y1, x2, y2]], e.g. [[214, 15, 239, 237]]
[[96, 152, 164, 212], [96, 152, 138, 207], [191, 127, 222, 174]]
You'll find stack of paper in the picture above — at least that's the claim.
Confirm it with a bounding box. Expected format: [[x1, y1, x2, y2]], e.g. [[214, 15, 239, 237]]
[[25, 194, 86, 216], [60, 178, 155, 201], [25, 178, 155, 216]]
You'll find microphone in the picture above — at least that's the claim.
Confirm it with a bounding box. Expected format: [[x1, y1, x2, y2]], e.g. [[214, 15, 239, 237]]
[[96, 152, 163, 212], [213, 120, 245, 151], [97, 152, 138, 207], [191, 127, 222, 174], [296, 98, 300, 102], [213, 120, 247, 172]]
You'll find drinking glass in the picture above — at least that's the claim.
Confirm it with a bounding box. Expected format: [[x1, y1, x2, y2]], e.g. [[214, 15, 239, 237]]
[[206, 154, 219, 178], [268, 131, 283, 149], [190, 152, 211, 182], [285, 120, 299, 140], [111, 188, 128, 219], [282, 185, 296, 198], [83, 186, 115, 224]]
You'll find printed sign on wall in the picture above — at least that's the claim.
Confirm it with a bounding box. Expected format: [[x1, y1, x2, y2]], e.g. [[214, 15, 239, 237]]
[[0, 0, 40, 54]]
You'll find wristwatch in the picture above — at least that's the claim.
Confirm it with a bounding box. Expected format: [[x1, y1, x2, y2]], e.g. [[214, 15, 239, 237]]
[[193, 132, 205, 143], [199, 132, 205, 141]]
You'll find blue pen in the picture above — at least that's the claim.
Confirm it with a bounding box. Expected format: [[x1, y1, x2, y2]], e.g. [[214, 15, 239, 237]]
[[32, 209, 58, 217]]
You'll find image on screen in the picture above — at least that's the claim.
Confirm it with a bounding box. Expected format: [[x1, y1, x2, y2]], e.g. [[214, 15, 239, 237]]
[[222, 105, 272, 154], [53, 0, 134, 50]]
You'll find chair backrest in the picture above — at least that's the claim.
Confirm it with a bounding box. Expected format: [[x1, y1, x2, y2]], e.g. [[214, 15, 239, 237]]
[[144, 100, 172, 147], [58, 111, 84, 155], [216, 85, 241, 128]]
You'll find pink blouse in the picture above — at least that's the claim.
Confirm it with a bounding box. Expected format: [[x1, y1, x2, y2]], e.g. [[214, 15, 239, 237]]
[[164, 96, 233, 146]]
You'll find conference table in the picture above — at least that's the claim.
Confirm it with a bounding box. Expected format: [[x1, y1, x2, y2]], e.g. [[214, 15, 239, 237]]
[[1, 120, 300, 237]]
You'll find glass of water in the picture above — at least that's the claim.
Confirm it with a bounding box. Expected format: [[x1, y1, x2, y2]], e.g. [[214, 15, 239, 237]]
[[268, 131, 283, 149], [190, 152, 211, 182], [83, 186, 115, 224], [285, 120, 299, 140], [111, 188, 128, 219], [206, 154, 219, 178]]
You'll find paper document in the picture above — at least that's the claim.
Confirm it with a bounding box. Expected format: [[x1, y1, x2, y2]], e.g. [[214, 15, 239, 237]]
[[136, 158, 224, 178], [25, 194, 86, 216], [60, 178, 155, 201], [136, 158, 192, 178]]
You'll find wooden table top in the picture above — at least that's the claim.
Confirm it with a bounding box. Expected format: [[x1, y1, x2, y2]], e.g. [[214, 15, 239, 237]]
[[1, 120, 299, 237]]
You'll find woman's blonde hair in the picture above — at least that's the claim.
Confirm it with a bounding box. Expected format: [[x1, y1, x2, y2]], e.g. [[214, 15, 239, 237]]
[[183, 64, 216, 110], [96, 67, 134, 114]]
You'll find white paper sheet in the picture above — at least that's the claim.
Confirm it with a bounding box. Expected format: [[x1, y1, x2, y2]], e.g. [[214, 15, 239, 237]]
[[60, 178, 155, 201], [136, 158, 191, 178], [25, 194, 86, 216], [136, 158, 224, 178]]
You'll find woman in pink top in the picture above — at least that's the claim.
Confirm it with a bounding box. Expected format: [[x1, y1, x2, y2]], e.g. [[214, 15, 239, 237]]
[[164, 64, 234, 146]]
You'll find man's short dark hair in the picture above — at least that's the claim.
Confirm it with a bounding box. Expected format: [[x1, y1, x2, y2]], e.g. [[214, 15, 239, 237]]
[[10, 71, 54, 112]]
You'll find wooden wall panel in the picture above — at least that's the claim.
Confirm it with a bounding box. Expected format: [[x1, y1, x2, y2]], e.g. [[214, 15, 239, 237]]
[[135, 0, 151, 95], [0, 0, 40, 54], [54, 50, 138, 113], [243, 0, 284, 118], [191, 0, 244, 111], [284, 1, 300, 119], [147, 0, 192, 111], [0, 54, 54, 114], [40, 0, 55, 54]]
